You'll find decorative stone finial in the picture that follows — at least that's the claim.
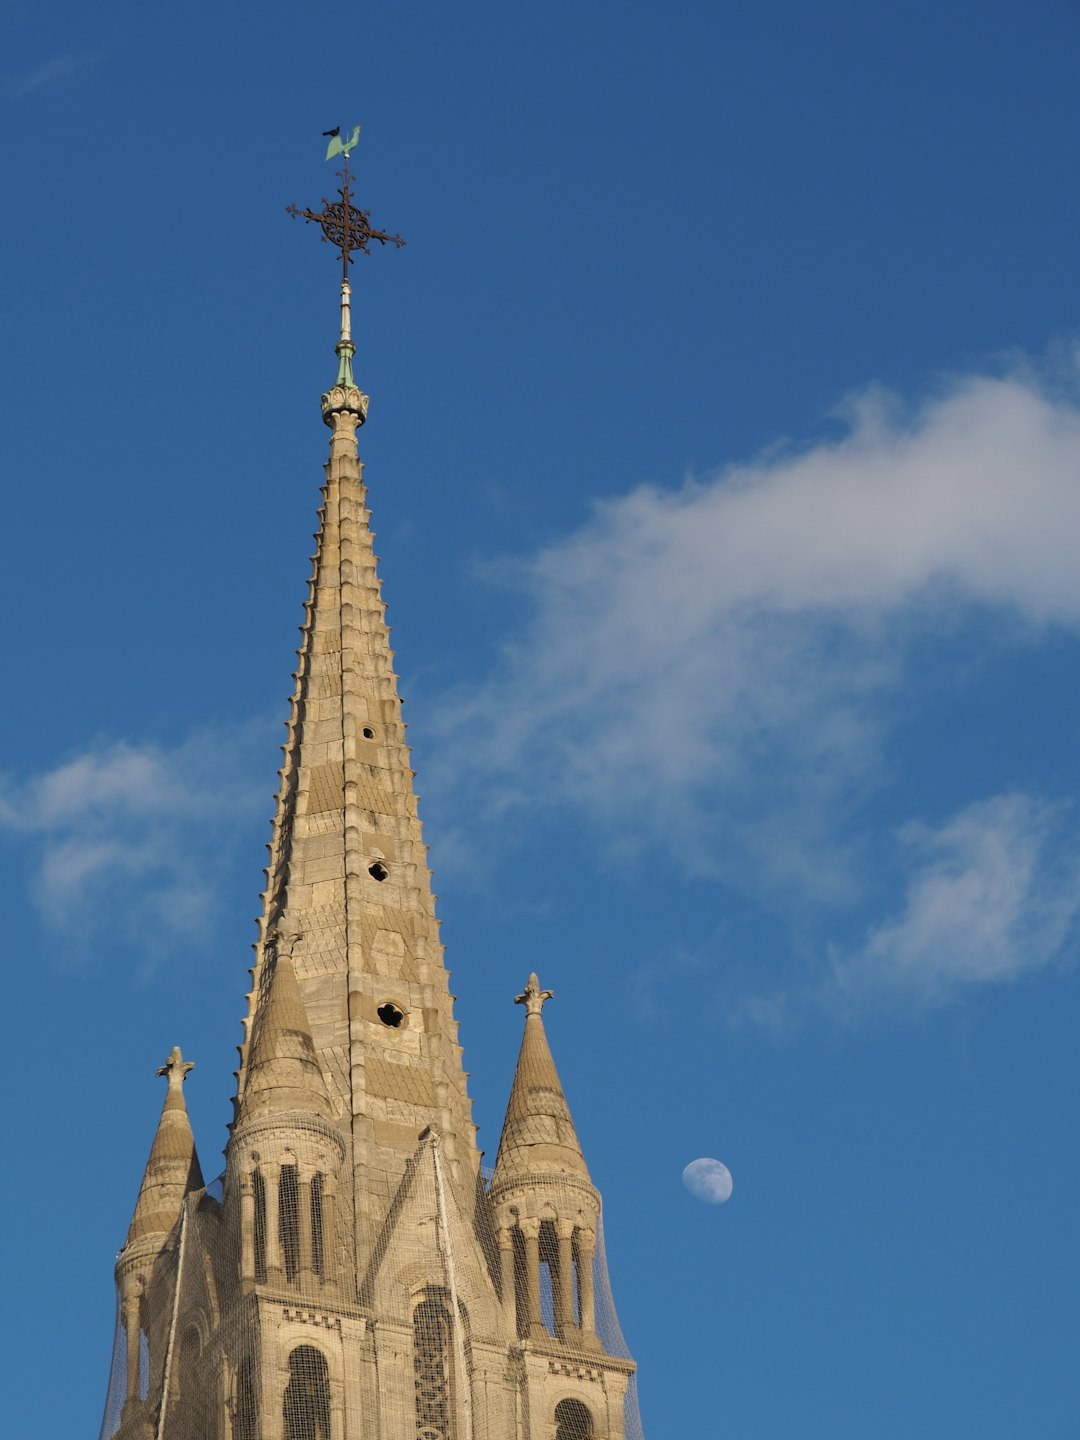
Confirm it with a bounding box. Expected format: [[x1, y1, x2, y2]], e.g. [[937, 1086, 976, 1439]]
[[268, 918, 303, 960], [514, 973, 553, 1017], [156, 1046, 194, 1089]]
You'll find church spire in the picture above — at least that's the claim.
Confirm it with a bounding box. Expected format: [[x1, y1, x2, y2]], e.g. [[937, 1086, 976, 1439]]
[[98, 134, 641, 1440], [236, 139, 475, 1275], [124, 1047, 203, 1247]]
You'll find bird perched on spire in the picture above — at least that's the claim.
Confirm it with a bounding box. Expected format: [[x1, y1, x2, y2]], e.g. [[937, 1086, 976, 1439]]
[[324, 124, 360, 160]]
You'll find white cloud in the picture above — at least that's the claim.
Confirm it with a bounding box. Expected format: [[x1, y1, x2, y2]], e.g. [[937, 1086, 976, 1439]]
[[827, 793, 1080, 1014], [8, 52, 102, 99], [427, 362, 1080, 900], [0, 725, 269, 963]]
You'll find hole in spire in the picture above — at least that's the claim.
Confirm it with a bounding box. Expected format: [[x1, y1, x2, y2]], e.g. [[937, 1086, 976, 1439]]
[[369, 861, 389, 882], [377, 1002, 405, 1028], [362, 726, 376, 739]]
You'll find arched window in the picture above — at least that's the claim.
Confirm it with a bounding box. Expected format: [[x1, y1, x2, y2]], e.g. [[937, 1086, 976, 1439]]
[[311, 1173, 325, 1277], [280, 1164, 300, 1281], [283, 1345, 332, 1440], [413, 1299, 454, 1440], [178, 1326, 207, 1435], [538, 1220, 559, 1337], [252, 1170, 267, 1284], [555, 1398, 594, 1440]]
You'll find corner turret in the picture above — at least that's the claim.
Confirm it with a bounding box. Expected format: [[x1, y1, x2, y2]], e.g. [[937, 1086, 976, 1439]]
[[490, 975, 601, 1347], [113, 1048, 203, 1438], [228, 931, 345, 1294]]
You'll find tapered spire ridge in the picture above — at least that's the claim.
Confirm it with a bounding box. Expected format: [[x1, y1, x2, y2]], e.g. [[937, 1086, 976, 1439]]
[[492, 974, 591, 1184], [239, 939, 333, 1123], [125, 1047, 203, 1247]]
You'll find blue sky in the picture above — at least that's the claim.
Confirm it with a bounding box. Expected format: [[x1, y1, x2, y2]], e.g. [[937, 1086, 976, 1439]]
[[3, 2, 1080, 1435]]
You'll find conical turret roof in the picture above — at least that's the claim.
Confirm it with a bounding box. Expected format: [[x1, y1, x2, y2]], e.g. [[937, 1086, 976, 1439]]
[[125, 1047, 204, 1247], [492, 975, 591, 1185], [239, 947, 333, 1123]]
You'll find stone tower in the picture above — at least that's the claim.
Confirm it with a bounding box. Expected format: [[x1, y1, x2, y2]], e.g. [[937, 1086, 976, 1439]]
[[98, 153, 641, 1440]]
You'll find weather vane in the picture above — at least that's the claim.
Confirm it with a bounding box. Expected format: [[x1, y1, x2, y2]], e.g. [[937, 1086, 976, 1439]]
[[286, 125, 406, 282], [286, 126, 405, 402]]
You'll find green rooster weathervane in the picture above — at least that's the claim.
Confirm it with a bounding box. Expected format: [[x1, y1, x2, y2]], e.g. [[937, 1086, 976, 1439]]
[[287, 125, 405, 391]]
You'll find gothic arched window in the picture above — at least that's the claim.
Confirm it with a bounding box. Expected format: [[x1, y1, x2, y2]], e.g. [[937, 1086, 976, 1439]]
[[283, 1345, 332, 1440], [280, 1164, 300, 1280], [311, 1172, 325, 1277], [413, 1299, 454, 1440], [252, 1170, 267, 1284], [178, 1326, 207, 1435], [555, 1398, 594, 1440]]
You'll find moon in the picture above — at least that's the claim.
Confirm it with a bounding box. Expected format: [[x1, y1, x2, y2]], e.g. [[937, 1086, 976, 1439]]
[[682, 1157, 733, 1204]]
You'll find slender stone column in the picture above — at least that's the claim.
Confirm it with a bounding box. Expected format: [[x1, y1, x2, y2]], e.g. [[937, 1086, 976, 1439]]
[[555, 1219, 576, 1338], [240, 1174, 256, 1286], [263, 1165, 282, 1279], [520, 1218, 544, 1337], [576, 1228, 596, 1336], [497, 1226, 517, 1334], [122, 1284, 142, 1401]]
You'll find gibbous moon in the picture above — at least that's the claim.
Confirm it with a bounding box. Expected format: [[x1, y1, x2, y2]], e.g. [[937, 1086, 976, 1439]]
[[682, 1157, 733, 1204]]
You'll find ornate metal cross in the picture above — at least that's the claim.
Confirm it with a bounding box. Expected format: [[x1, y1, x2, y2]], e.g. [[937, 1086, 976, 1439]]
[[287, 151, 405, 281]]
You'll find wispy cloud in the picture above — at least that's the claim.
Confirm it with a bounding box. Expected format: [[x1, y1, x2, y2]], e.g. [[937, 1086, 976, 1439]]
[[0, 723, 270, 964], [8, 51, 101, 100], [735, 791, 1080, 1029], [828, 793, 1080, 1014], [426, 361, 1080, 900]]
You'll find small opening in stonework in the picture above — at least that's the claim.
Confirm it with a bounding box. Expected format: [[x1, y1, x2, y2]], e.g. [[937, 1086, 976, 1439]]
[[369, 861, 389, 882], [378, 1001, 405, 1028], [362, 726, 376, 739]]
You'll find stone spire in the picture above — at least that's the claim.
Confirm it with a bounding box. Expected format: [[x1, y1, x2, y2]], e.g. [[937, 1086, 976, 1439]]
[[125, 1048, 204, 1247], [492, 975, 591, 1185], [234, 234, 477, 1267], [239, 940, 333, 1122]]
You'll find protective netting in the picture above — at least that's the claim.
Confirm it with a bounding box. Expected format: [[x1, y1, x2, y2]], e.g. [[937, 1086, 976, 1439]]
[[99, 1161, 642, 1440]]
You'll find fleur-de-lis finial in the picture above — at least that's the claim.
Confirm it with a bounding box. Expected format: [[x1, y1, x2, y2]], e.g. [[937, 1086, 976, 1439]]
[[514, 973, 554, 1017], [156, 1045, 195, 1089]]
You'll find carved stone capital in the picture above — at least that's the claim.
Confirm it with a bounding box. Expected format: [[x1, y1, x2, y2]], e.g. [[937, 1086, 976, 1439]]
[[321, 386, 369, 426]]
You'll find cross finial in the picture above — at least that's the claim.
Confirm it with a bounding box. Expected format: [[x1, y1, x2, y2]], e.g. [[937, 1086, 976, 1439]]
[[286, 130, 405, 395], [156, 1045, 195, 1089], [515, 973, 554, 1017], [286, 135, 405, 283]]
